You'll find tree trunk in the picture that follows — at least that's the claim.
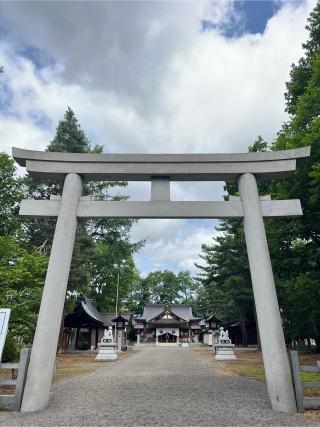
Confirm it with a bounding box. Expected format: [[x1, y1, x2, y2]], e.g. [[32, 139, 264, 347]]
[[253, 305, 262, 351], [306, 337, 312, 351], [240, 319, 248, 347], [57, 313, 66, 354]]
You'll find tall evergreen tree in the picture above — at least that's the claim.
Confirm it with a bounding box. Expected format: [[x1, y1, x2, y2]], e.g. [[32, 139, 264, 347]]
[[197, 2, 320, 349], [267, 2, 320, 348], [23, 108, 140, 308], [196, 220, 254, 346], [285, 2, 320, 115]]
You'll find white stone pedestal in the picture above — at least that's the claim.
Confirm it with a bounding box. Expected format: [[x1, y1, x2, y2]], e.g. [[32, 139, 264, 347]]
[[214, 343, 237, 360], [95, 342, 118, 362]]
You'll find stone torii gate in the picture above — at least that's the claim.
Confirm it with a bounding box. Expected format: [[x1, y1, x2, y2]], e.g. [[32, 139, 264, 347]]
[[13, 146, 310, 413]]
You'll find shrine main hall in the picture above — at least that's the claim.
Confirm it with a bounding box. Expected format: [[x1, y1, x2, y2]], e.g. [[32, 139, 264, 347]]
[[134, 304, 205, 346], [63, 297, 207, 349]]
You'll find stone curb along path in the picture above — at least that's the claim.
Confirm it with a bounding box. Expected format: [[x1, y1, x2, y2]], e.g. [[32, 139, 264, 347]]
[[0, 347, 318, 426]]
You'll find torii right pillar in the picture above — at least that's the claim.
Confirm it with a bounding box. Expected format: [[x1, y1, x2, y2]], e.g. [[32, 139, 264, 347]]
[[239, 173, 296, 412]]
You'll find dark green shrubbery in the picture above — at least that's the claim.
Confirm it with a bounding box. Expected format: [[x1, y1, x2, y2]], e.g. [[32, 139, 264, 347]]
[[2, 334, 21, 363]]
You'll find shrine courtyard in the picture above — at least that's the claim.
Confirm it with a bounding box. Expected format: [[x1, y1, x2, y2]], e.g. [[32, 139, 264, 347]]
[[0, 347, 317, 426]]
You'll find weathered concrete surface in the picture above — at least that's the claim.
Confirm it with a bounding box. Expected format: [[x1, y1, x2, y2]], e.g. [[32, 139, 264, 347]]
[[12, 146, 310, 181], [12, 146, 311, 166], [239, 173, 297, 412], [0, 347, 317, 426], [21, 173, 83, 412], [19, 199, 303, 219]]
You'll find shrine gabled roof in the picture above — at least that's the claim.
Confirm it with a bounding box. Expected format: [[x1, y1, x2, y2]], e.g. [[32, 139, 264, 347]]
[[111, 313, 130, 323], [100, 312, 132, 327], [137, 304, 201, 322], [198, 319, 207, 326], [81, 296, 105, 323], [206, 314, 221, 323], [148, 307, 186, 322], [147, 319, 189, 326], [64, 295, 106, 328]]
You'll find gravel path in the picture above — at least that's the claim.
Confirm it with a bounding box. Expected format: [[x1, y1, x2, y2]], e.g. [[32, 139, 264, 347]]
[[0, 346, 318, 426]]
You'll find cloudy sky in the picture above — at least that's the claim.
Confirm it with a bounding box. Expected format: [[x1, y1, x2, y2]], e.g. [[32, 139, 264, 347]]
[[0, 0, 315, 276]]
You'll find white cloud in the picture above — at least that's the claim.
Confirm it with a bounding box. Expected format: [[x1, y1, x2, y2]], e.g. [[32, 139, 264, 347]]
[[0, 0, 316, 273], [0, 1, 314, 155], [131, 219, 220, 274]]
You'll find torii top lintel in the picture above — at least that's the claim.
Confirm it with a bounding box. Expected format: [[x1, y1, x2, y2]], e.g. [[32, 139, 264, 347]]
[[12, 146, 310, 182]]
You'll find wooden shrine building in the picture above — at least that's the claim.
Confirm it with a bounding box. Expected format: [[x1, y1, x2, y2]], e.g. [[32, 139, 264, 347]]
[[63, 297, 219, 350], [63, 295, 132, 351], [133, 304, 204, 346]]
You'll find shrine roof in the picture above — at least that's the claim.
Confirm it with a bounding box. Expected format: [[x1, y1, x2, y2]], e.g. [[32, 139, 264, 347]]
[[111, 313, 130, 323], [100, 312, 132, 327], [191, 324, 202, 330], [147, 319, 189, 326], [64, 295, 106, 328], [206, 315, 221, 323], [137, 304, 201, 322]]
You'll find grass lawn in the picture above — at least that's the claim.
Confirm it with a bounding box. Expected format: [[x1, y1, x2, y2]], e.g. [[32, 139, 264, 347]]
[[0, 350, 135, 406], [53, 351, 134, 384], [193, 347, 320, 421]]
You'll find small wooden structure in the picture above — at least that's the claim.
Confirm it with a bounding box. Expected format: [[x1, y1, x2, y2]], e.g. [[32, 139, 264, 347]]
[[63, 295, 133, 351], [290, 350, 320, 410], [228, 320, 258, 347], [64, 295, 106, 351]]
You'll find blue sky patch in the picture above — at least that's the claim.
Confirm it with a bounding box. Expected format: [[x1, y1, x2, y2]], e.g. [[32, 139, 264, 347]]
[[203, 0, 304, 38], [28, 110, 53, 131], [18, 45, 55, 70], [234, 0, 282, 35], [0, 83, 14, 114]]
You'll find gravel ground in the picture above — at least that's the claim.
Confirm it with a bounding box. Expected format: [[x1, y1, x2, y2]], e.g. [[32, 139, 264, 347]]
[[0, 346, 318, 427]]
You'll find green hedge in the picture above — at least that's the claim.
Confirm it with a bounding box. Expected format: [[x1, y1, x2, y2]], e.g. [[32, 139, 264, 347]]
[[2, 334, 21, 363]]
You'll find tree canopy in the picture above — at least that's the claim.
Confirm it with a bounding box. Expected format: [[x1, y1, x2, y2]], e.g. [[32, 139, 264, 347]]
[[128, 270, 200, 315], [0, 153, 47, 344], [0, 108, 143, 346], [197, 2, 320, 349]]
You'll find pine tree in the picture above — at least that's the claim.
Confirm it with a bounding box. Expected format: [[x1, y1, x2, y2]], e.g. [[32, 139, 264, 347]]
[[23, 108, 140, 306], [285, 2, 320, 115], [198, 3, 320, 348], [47, 107, 100, 153], [196, 220, 254, 346], [269, 2, 320, 347]]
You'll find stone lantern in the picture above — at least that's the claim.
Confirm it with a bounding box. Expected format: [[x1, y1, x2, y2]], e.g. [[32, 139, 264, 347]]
[[112, 314, 129, 350], [206, 315, 221, 349]]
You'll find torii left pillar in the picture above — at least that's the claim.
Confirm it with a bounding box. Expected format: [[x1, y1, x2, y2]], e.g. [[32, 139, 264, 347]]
[[21, 173, 82, 412]]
